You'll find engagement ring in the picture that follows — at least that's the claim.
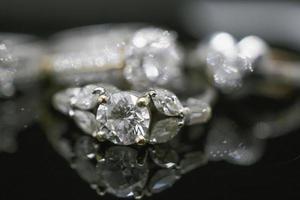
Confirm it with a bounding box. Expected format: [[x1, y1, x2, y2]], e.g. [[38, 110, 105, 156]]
[[53, 83, 214, 145]]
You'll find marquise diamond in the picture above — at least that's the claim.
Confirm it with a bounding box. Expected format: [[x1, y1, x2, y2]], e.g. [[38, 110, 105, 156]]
[[150, 88, 183, 116]]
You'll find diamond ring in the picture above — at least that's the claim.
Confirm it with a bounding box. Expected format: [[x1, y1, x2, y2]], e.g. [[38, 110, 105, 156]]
[[53, 83, 215, 145], [45, 24, 184, 91], [190, 32, 300, 94], [0, 34, 45, 97]]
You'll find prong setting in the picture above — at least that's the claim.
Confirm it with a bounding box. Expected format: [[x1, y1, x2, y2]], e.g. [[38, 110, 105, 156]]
[[98, 95, 109, 104], [92, 87, 106, 95], [93, 131, 106, 142], [148, 90, 157, 98], [135, 136, 147, 146], [137, 95, 151, 107]]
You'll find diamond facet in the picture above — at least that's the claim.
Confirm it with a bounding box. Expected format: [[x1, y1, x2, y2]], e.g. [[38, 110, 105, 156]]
[[71, 84, 119, 110], [150, 118, 183, 144], [53, 88, 80, 115], [73, 110, 99, 135], [150, 88, 183, 116], [202, 32, 254, 91], [96, 91, 150, 145], [71, 85, 100, 110]]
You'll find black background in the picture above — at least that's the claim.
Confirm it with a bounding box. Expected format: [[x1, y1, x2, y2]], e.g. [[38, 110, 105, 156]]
[[1, 1, 300, 200]]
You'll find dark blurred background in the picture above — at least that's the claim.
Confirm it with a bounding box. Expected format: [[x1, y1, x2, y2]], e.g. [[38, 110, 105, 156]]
[[0, 0, 183, 35], [0, 0, 300, 43], [1, 1, 300, 200], [1, 0, 300, 47]]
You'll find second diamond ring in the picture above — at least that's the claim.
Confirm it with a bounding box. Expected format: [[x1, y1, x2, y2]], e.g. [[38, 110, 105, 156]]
[[45, 24, 184, 91]]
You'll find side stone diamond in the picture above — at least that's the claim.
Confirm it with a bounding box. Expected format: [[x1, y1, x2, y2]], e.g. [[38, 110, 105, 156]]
[[53, 88, 80, 115], [73, 110, 99, 135], [71, 84, 119, 110], [150, 118, 183, 144], [71, 85, 100, 110], [150, 88, 183, 116]]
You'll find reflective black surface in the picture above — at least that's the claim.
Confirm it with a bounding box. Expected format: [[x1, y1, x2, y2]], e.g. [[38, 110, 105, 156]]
[[1, 87, 300, 199]]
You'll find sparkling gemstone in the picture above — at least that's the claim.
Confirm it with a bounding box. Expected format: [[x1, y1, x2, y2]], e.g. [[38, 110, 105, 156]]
[[150, 88, 183, 116], [53, 88, 80, 115], [207, 52, 251, 90], [96, 91, 150, 145], [238, 36, 268, 63], [96, 146, 149, 198], [208, 32, 237, 58], [150, 118, 183, 144], [204, 32, 254, 91], [124, 28, 183, 89], [148, 169, 179, 194], [71, 84, 119, 110], [71, 85, 100, 110], [73, 110, 99, 135]]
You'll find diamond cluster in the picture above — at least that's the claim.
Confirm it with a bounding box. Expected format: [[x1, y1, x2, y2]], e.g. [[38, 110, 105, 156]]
[[124, 28, 183, 89], [53, 85, 190, 145], [197, 32, 268, 92]]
